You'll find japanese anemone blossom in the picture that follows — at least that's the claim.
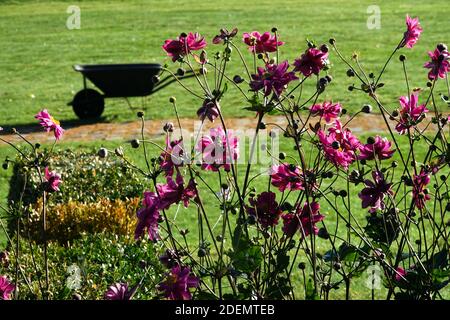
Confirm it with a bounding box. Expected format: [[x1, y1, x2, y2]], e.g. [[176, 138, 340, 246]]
[[246, 191, 282, 229], [412, 168, 431, 209], [44, 167, 62, 192], [309, 101, 342, 123], [242, 31, 284, 53], [249, 61, 298, 97], [395, 267, 407, 282], [424, 47, 450, 81], [359, 136, 395, 161], [0, 275, 14, 300], [294, 47, 329, 77], [159, 249, 180, 268], [282, 202, 324, 238], [196, 127, 239, 172], [158, 266, 199, 300], [197, 98, 220, 122], [213, 28, 238, 44], [395, 93, 428, 134], [35, 109, 64, 140], [156, 175, 197, 210], [160, 138, 185, 177], [318, 120, 361, 169], [401, 15, 422, 49], [135, 191, 160, 241], [162, 32, 207, 62], [358, 171, 393, 213], [104, 282, 133, 300], [270, 163, 304, 192]]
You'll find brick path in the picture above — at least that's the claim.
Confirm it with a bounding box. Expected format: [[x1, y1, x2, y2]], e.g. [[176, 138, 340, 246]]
[[0, 114, 440, 144]]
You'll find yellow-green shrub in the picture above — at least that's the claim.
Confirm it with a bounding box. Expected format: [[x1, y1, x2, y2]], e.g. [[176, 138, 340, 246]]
[[25, 197, 141, 244]]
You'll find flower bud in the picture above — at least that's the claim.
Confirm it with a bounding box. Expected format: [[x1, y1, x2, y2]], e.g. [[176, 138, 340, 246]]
[[437, 43, 448, 52], [137, 111, 145, 118], [279, 152, 286, 160], [399, 54, 406, 62], [233, 75, 244, 84], [163, 122, 174, 133], [97, 148, 108, 159], [169, 96, 176, 103], [331, 141, 340, 149], [329, 38, 336, 45], [361, 104, 372, 113], [176, 68, 185, 76], [271, 27, 278, 33], [197, 248, 207, 257], [72, 293, 82, 300], [320, 44, 329, 53], [258, 122, 266, 130], [298, 262, 306, 270], [131, 139, 140, 149], [114, 147, 124, 157], [346, 69, 355, 77], [366, 136, 375, 144]]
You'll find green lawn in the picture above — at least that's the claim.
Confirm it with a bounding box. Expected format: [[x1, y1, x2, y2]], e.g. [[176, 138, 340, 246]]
[[1, 0, 449, 128]]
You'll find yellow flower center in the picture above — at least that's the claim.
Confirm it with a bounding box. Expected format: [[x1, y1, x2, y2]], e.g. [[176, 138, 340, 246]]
[[50, 116, 60, 126], [166, 273, 178, 285]]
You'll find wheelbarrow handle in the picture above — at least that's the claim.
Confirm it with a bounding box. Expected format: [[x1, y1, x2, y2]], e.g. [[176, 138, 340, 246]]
[[151, 70, 200, 94]]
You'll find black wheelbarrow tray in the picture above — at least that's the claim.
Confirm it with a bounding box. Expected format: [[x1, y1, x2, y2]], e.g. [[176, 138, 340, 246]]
[[69, 63, 196, 119]]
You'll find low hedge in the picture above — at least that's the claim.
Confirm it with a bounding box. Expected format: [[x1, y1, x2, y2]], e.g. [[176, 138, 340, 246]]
[[8, 148, 144, 206], [1, 233, 163, 300], [7, 148, 146, 242]]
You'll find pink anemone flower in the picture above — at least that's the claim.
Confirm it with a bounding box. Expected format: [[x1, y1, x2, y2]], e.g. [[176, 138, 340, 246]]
[[35, 109, 64, 140], [242, 31, 284, 53]]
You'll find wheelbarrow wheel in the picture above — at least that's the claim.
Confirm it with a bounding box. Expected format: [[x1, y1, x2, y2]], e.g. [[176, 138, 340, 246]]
[[72, 89, 105, 119]]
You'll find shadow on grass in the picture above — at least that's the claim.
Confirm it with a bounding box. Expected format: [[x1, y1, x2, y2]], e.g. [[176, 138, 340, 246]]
[[0, 117, 110, 136]]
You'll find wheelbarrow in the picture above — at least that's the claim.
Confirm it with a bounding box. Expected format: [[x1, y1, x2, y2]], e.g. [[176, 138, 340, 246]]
[[69, 63, 196, 119]]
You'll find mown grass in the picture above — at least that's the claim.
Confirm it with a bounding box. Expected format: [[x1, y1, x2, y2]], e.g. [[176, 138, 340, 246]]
[[0, 0, 449, 128]]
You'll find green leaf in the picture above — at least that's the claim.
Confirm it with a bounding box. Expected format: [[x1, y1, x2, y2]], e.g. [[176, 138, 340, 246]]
[[276, 252, 290, 271], [305, 278, 320, 300], [426, 248, 448, 270], [232, 245, 263, 273], [195, 291, 218, 300]]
